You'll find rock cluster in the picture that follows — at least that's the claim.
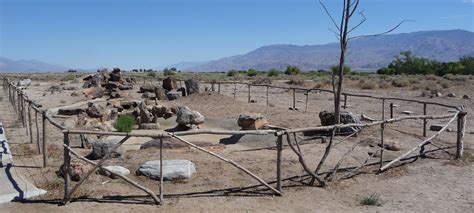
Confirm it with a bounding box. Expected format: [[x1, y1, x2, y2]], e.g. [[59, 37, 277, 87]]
[[82, 68, 135, 99], [319, 111, 361, 135]]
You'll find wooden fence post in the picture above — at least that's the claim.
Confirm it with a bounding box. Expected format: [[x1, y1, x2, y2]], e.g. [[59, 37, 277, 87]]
[[423, 103, 427, 137], [63, 132, 71, 204], [266, 85, 269, 107], [218, 83, 221, 94], [379, 99, 385, 170], [159, 137, 164, 204], [343, 94, 347, 109], [305, 90, 309, 112], [42, 111, 48, 167], [456, 111, 466, 159], [247, 84, 251, 103], [35, 110, 41, 154], [28, 103, 33, 143], [276, 135, 283, 192], [390, 103, 394, 119], [292, 88, 296, 109], [233, 83, 236, 99]]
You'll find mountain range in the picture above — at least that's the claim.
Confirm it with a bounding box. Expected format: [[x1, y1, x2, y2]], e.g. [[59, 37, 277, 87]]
[[188, 29, 474, 71], [1, 30, 473, 72]]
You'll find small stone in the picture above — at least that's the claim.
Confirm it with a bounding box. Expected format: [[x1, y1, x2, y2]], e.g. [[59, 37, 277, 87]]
[[430, 124, 444, 131], [378, 141, 401, 151], [167, 92, 180, 100], [58, 107, 85, 116], [71, 91, 79, 97], [98, 166, 130, 179], [447, 92, 456, 98], [463, 95, 470, 100], [401, 111, 413, 115], [58, 161, 92, 182], [136, 160, 196, 180]]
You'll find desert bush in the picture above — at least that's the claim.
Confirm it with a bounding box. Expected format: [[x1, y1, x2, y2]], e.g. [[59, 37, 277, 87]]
[[115, 114, 136, 133], [252, 77, 272, 85], [147, 72, 157, 77], [440, 81, 450, 89], [360, 82, 376, 90], [61, 74, 76, 81], [378, 81, 390, 89], [246, 69, 258, 77], [360, 193, 383, 206], [391, 79, 410, 87], [286, 77, 305, 86], [284, 65, 301, 75], [267, 69, 279, 77], [227, 70, 238, 77]]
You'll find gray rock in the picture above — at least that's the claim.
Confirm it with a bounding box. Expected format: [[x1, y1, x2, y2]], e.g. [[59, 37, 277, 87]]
[[319, 111, 361, 135], [176, 106, 205, 126], [401, 111, 413, 115], [58, 161, 92, 182], [154, 87, 166, 100], [430, 124, 444, 131], [163, 77, 177, 91], [137, 160, 196, 180], [463, 95, 470, 100], [71, 91, 79, 97], [141, 92, 152, 99], [166, 92, 180, 100], [237, 113, 269, 130], [18, 79, 32, 87], [98, 165, 130, 179], [86, 102, 102, 118], [447, 92, 456, 98], [185, 79, 199, 95], [89, 139, 124, 160], [139, 102, 154, 124], [140, 84, 157, 93], [378, 141, 401, 151]]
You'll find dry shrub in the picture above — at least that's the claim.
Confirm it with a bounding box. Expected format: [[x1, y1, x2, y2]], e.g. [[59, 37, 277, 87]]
[[425, 74, 439, 81], [391, 79, 410, 87], [360, 81, 376, 90], [377, 81, 389, 89], [286, 78, 305, 86], [440, 81, 450, 89], [252, 77, 272, 85]]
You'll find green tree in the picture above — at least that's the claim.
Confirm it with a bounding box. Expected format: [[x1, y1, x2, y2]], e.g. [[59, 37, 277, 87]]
[[267, 68, 279, 77], [247, 68, 257, 77], [331, 65, 351, 75], [284, 65, 300, 75]]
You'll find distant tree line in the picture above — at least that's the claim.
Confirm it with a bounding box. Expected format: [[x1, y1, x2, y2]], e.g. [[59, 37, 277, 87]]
[[377, 51, 474, 76]]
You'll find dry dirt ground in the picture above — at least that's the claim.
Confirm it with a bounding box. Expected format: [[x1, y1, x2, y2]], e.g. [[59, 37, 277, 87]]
[[0, 75, 473, 212]]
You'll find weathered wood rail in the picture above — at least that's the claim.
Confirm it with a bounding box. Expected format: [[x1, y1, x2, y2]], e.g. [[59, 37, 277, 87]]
[[1, 76, 467, 207]]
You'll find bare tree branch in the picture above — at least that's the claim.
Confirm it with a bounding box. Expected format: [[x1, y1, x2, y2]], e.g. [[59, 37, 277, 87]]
[[349, 20, 415, 40], [319, 0, 341, 32], [347, 11, 366, 35], [348, 0, 360, 17]]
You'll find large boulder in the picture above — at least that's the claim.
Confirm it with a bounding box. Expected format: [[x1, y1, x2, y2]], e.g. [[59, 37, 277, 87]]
[[86, 102, 102, 118], [18, 79, 32, 87], [58, 161, 93, 182], [83, 87, 104, 99], [163, 77, 177, 91], [98, 165, 130, 179], [88, 139, 124, 160], [319, 111, 361, 135], [185, 79, 199, 95], [139, 102, 154, 124], [109, 68, 122, 82], [136, 160, 196, 180], [154, 87, 166, 100], [176, 106, 205, 126], [237, 113, 269, 130], [58, 107, 85, 116], [140, 84, 157, 93], [82, 74, 101, 88]]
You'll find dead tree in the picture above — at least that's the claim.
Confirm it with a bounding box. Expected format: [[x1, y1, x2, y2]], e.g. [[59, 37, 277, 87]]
[[319, 0, 410, 124]]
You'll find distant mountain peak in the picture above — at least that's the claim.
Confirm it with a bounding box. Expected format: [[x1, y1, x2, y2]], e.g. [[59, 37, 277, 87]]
[[187, 29, 474, 72]]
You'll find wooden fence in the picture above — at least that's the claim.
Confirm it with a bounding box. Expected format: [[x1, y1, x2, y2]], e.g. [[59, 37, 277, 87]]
[[1, 76, 467, 206]]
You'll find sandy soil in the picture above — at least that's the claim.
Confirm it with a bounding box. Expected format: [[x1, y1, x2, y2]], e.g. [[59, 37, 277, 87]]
[[0, 76, 473, 212]]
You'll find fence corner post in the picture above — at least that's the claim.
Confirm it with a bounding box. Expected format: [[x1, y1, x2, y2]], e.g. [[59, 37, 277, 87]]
[[456, 110, 467, 159]]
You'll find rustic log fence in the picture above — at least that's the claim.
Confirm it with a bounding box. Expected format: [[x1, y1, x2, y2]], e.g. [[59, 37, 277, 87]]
[[1, 76, 468, 206]]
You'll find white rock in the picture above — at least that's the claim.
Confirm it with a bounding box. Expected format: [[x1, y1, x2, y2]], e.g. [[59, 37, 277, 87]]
[[137, 160, 196, 180], [99, 166, 130, 179]]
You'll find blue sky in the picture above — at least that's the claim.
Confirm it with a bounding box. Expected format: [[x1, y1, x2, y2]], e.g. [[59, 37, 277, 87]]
[[1, 0, 473, 69]]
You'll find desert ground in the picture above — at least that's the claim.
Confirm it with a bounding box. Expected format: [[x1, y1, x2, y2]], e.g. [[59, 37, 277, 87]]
[[0, 72, 473, 212]]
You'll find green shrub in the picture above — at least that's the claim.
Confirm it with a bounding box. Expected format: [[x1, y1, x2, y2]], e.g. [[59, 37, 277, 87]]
[[285, 65, 301, 75], [115, 114, 136, 133], [227, 70, 238, 77], [360, 193, 383, 206], [267, 69, 279, 77], [247, 68, 258, 77]]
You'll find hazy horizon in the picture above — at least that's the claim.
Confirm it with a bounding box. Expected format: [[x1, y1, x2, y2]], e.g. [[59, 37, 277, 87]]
[[1, 0, 473, 70]]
